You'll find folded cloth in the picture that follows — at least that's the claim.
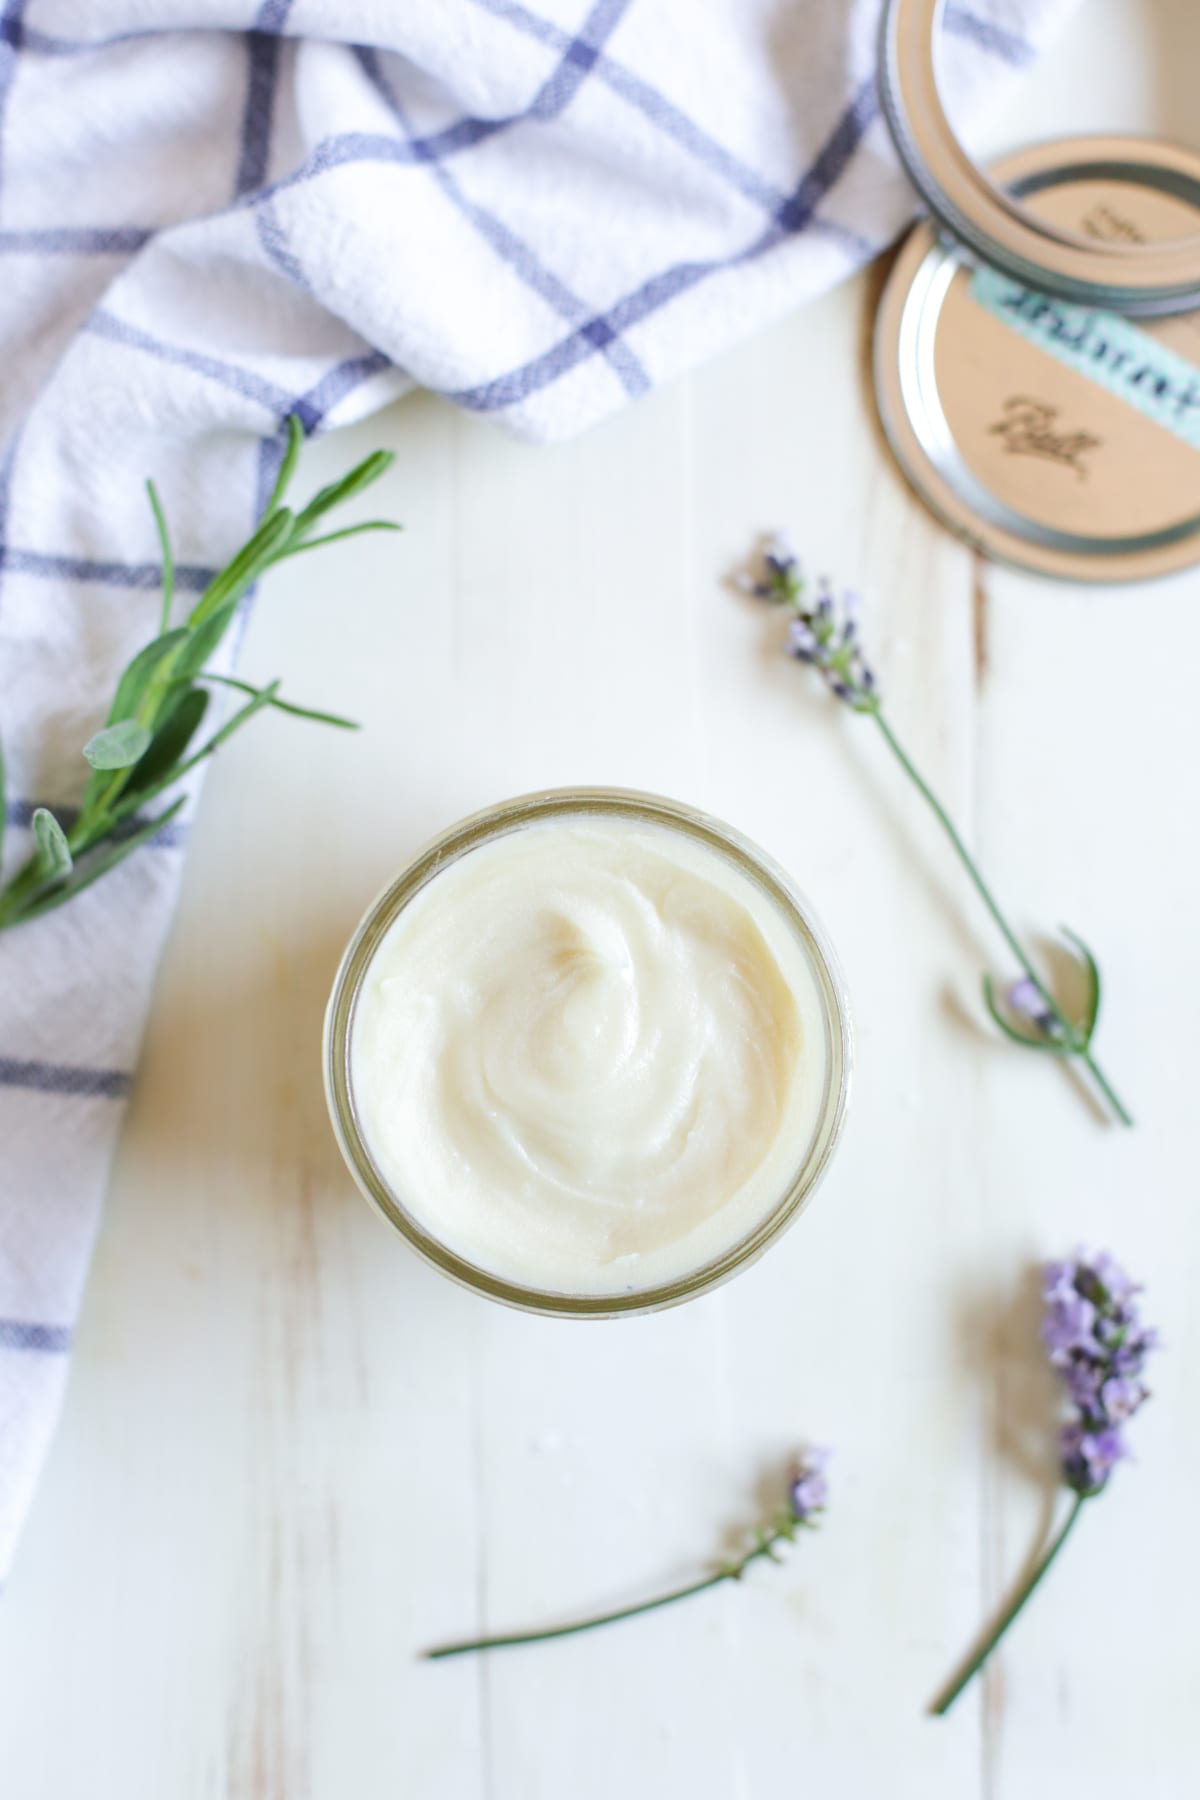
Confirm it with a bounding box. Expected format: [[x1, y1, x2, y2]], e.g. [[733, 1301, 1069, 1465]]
[[0, 0, 1074, 1580]]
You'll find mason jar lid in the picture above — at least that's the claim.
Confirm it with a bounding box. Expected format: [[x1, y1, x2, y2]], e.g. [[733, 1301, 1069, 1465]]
[[874, 135, 1200, 581], [879, 0, 1200, 315], [875, 0, 1200, 578]]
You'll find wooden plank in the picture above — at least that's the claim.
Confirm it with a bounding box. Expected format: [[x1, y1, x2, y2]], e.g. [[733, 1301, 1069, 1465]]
[[968, 556, 1200, 1794]]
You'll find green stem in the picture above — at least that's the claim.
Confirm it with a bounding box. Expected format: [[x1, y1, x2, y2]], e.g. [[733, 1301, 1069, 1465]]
[[874, 712, 1047, 994], [1081, 1048, 1133, 1128], [424, 1535, 784, 1661], [0, 857, 44, 924], [930, 1493, 1087, 1716], [871, 711, 1132, 1126], [0, 436, 398, 936]]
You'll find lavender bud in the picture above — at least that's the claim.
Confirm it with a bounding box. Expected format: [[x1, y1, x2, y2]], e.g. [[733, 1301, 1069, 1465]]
[[1043, 1261, 1080, 1307], [1061, 1421, 1126, 1494], [1045, 1250, 1156, 1494], [789, 1448, 831, 1523], [763, 530, 797, 576], [1099, 1376, 1146, 1422], [1007, 975, 1063, 1039], [1065, 1359, 1105, 1411], [1043, 1293, 1099, 1363], [1087, 1251, 1138, 1305], [751, 540, 884, 708]]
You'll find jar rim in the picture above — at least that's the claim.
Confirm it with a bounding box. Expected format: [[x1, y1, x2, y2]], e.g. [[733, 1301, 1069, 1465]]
[[879, 0, 1200, 313], [323, 787, 853, 1319]]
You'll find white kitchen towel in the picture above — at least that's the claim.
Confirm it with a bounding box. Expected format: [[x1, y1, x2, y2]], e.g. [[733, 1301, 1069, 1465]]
[[0, 0, 1074, 1580]]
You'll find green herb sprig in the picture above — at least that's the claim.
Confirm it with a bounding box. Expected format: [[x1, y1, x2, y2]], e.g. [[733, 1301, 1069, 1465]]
[[424, 1450, 830, 1661], [0, 419, 398, 934], [741, 534, 1132, 1127], [932, 1250, 1156, 1714]]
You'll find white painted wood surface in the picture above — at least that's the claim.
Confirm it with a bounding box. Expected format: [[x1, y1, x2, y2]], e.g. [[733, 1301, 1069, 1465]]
[[2, 4, 1198, 1791]]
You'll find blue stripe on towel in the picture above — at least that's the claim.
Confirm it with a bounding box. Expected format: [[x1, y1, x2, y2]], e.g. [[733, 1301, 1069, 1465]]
[[0, 545, 217, 591], [450, 75, 878, 412], [0, 225, 153, 254], [0, 1057, 132, 1099], [355, 45, 649, 399], [0, 1320, 72, 1353], [86, 310, 308, 425]]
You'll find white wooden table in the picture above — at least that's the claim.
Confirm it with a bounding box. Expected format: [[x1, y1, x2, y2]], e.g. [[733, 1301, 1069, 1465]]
[[2, 6, 1198, 1792]]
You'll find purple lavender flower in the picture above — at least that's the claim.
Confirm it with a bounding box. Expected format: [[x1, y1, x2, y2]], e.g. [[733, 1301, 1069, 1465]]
[[736, 532, 802, 602], [1007, 975, 1065, 1040], [1099, 1376, 1146, 1422], [1042, 1261, 1079, 1307], [763, 531, 798, 580], [1060, 1422, 1127, 1492], [1042, 1292, 1099, 1364], [1044, 1250, 1157, 1493], [739, 534, 1133, 1128], [742, 538, 880, 711], [1081, 1250, 1138, 1306], [789, 1448, 831, 1523], [934, 1251, 1156, 1714], [786, 577, 879, 711], [1064, 1359, 1106, 1411], [1112, 1327, 1160, 1373]]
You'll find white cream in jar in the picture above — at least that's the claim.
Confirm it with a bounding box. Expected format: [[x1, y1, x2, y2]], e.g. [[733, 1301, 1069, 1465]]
[[346, 808, 839, 1301]]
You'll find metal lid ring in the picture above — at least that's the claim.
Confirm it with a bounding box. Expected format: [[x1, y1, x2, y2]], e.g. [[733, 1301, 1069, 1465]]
[[879, 0, 1200, 314]]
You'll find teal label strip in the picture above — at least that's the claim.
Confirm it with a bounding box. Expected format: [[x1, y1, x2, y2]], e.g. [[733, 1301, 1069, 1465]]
[[970, 265, 1200, 450]]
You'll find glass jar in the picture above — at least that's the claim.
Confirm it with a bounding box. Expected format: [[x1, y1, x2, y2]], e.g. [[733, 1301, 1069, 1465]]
[[324, 788, 852, 1318]]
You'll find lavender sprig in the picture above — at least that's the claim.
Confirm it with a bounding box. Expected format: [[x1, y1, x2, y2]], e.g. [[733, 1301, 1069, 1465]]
[[424, 1449, 830, 1661], [0, 418, 399, 934], [932, 1251, 1156, 1714], [741, 537, 1132, 1127]]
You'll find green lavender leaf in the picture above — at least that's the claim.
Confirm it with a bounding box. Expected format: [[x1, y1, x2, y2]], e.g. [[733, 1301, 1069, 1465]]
[[276, 519, 401, 559], [104, 627, 193, 726], [104, 681, 282, 829], [201, 673, 359, 729], [17, 799, 187, 924], [83, 719, 154, 771], [78, 627, 193, 818], [1061, 926, 1102, 1046], [32, 807, 72, 879], [982, 975, 1072, 1056], [146, 479, 175, 633], [189, 678, 280, 760], [122, 688, 209, 795], [0, 429, 399, 935], [292, 451, 393, 536], [172, 601, 241, 683], [188, 509, 294, 628], [264, 414, 304, 516]]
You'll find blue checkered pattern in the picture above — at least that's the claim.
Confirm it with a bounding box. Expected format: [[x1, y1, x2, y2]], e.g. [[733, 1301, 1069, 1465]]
[[0, 0, 1073, 1579]]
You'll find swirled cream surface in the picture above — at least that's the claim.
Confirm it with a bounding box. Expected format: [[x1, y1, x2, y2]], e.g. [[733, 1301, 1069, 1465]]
[[350, 818, 830, 1297]]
